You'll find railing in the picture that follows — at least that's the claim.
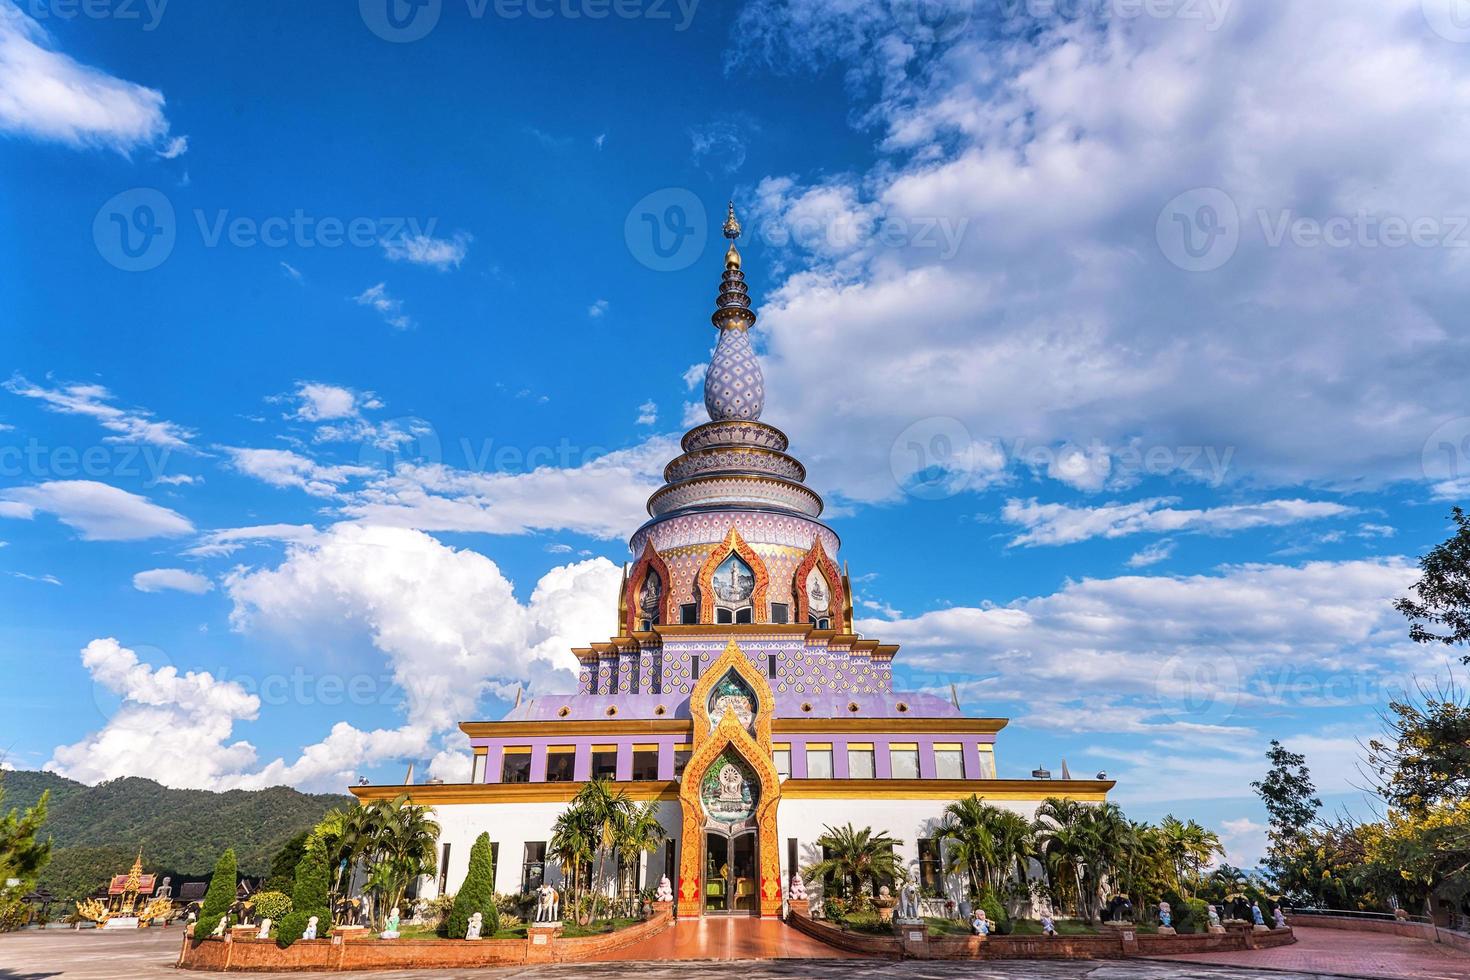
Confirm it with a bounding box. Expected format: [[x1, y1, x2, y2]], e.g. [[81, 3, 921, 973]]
[[1287, 906, 1433, 925]]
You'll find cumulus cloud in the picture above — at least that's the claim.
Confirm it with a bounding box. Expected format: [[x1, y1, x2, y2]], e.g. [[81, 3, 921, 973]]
[[132, 568, 214, 594], [0, 2, 171, 152], [724, 0, 1470, 505], [4, 374, 194, 449], [1126, 539, 1176, 568], [47, 638, 261, 789], [338, 435, 675, 539], [636, 400, 658, 426], [289, 382, 380, 422], [1001, 497, 1355, 547], [184, 523, 321, 558], [0, 480, 193, 540], [588, 299, 609, 318], [221, 447, 375, 498], [381, 232, 471, 271]]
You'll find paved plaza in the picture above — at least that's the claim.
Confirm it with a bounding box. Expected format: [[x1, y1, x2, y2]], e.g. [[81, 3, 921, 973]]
[[1, 924, 1467, 980]]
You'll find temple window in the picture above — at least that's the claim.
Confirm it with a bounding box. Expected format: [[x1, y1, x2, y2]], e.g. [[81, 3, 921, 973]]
[[591, 747, 618, 780], [471, 751, 487, 784], [770, 602, 789, 624], [712, 552, 756, 623], [638, 568, 662, 628], [773, 745, 791, 780], [680, 603, 697, 624], [847, 743, 876, 779], [521, 842, 546, 893], [673, 744, 692, 779], [631, 746, 660, 781], [805, 566, 833, 628], [438, 843, 451, 895], [935, 743, 965, 779], [545, 747, 576, 782], [806, 744, 833, 779], [501, 748, 532, 784], [767, 654, 778, 678], [890, 744, 920, 779], [977, 748, 997, 779], [691, 658, 701, 681]]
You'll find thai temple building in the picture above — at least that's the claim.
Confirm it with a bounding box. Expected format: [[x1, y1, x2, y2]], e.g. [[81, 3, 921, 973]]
[[352, 204, 1113, 917]]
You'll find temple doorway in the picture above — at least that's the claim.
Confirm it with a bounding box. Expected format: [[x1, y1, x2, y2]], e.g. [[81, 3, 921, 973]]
[[703, 830, 757, 915]]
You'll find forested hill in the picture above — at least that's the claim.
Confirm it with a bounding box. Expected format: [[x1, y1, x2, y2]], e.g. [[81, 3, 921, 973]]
[[2, 770, 350, 899]]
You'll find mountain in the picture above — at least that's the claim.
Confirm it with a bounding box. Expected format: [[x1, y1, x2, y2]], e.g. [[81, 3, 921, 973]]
[[1, 770, 350, 901]]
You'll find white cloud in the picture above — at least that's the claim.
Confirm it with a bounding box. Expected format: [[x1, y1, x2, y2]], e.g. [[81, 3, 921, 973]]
[[724, 0, 1470, 504], [381, 232, 471, 271], [156, 134, 188, 159], [338, 435, 676, 539], [0, 480, 193, 540], [221, 447, 375, 498], [280, 261, 304, 283], [225, 524, 619, 743], [353, 282, 413, 330], [8, 570, 60, 586], [184, 523, 321, 558], [288, 382, 380, 422], [0, 3, 170, 152], [636, 400, 658, 426], [46, 638, 261, 789], [4, 374, 194, 449], [1126, 539, 1176, 568], [689, 118, 751, 174], [153, 474, 200, 486], [1002, 497, 1355, 547], [132, 568, 214, 595], [588, 299, 609, 318]]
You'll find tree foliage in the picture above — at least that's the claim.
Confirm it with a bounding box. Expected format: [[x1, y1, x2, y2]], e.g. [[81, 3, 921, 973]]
[[1367, 680, 1470, 817], [195, 848, 237, 940], [356, 796, 439, 928], [277, 836, 329, 946], [0, 777, 52, 931], [441, 832, 498, 939], [1251, 740, 1322, 896], [548, 779, 664, 924], [805, 823, 903, 901], [1396, 507, 1470, 658]]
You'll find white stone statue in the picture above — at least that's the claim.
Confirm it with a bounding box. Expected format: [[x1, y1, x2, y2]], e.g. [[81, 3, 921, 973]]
[[971, 909, 990, 936], [381, 907, 401, 939], [655, 875, 673, 902], [1040, 913, 1057, 936], [1207, 904, 1223, 932], [211, 916, 226, 937], [303, 916, 318, 940], [789, 872, 807, 901], [155, 877, 173, 901], [466, 911, 483, 940], [1272, 906, 1286, 929], [536, 884, 560, 922], [897, 880, 920, 921], [256, 918, 272, 939]]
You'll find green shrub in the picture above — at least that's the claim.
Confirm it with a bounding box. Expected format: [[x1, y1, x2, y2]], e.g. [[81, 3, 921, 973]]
[[251, 891, 292, 923], [194, 848, 237, 940], [440, 832, 499, 939], [1181, 898, 1210, 934], [276, 837, 330, 946], [977, 887, 1010, 935]]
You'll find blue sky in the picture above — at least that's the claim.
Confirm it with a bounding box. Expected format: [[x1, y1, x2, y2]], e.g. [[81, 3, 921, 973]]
[[4, 0, 1470, 867]]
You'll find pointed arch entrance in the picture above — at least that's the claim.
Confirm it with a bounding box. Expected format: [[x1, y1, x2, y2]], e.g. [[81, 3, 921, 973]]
[[676, 638, 783, 917]]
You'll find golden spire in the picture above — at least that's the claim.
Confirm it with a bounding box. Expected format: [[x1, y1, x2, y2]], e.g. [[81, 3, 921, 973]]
[[723, 201, 742, 270]]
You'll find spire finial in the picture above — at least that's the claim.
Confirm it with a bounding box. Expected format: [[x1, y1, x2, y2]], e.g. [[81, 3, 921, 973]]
[[723, 202, 743, 270]]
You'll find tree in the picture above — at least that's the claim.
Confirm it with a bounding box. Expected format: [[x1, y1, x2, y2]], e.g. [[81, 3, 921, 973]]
[[0, 779, 51, 931], [613, 800, 668, 906], [195, 848, 237, 939], [549, 805, 595, 922], [359, 796, 439, 926], [1157, 816, 1221, 899], [805, 823, 903, 902], [1252, 740, 1322, 899], [1367, 680, 1470, 817], [938, 795, 1034, 902], [1033, 797, 1094, 919], [441, 832, 498, 939], [265, 831, 309, 893], [1395, 507, 1470, 660], [277, 836, 330, 946]]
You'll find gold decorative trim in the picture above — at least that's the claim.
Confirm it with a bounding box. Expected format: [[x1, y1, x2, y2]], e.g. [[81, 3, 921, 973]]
[[624, 540, 673, 635], [695, 528, 770, 625], [458, 716, 1009, 737]]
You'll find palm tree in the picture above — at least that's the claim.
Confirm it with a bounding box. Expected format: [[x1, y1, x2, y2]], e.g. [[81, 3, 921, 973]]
[[1033, 797, 1095, 920], [805, 824, 903, 902], [549, 807, 595, 922], [613, 800, 668, 910], [360, 795, 440, 926], [1159, 815, 1222, 898]]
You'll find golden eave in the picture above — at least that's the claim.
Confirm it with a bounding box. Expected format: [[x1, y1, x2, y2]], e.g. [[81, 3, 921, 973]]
[[349, 776, 1112, 806], [458, 716, 1009, 738]]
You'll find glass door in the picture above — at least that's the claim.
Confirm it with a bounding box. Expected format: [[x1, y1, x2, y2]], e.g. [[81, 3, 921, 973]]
[[731, 832, 757, 913], [704, 833, 729, 913]]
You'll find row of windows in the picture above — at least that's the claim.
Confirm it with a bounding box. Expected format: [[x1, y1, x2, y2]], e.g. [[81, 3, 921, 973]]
[[639, 602, 832, 629], [485, 742, 994, 783]]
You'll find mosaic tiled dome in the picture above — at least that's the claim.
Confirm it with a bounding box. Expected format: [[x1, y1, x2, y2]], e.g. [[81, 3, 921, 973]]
[[704, 328, 765, 421]]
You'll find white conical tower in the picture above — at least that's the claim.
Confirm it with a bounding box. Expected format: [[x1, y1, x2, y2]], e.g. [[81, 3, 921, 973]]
[[703, 203, 765, 421]]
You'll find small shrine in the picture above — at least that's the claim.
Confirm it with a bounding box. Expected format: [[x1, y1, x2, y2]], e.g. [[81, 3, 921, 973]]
[[75, 852, 174, 929]]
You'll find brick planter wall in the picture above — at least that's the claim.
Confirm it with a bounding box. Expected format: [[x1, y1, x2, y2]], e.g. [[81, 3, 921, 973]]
[[787, 909, 1294, 962], [176, 911, 672, 972]]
